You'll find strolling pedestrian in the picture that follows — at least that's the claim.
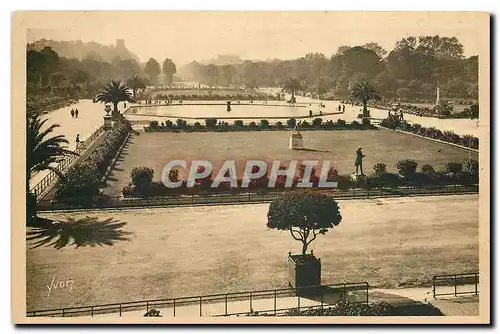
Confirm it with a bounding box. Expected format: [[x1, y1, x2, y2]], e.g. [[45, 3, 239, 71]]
[[342, 105, 345, 112], [355, 147, 365, 176], [70, 109, 75, 118], [76, 134, 80, 149], [75, 109, 79, 118], [309, 110, 313, 118]]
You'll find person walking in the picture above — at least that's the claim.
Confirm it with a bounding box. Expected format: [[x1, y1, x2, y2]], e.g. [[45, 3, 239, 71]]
[[309, 110, 313, 118], [342, 104, 345, 112], [75, 109, 79, 118], [70, 109, 75, 118], [355, 147, 365, 176], [75, 134, 80, 149]]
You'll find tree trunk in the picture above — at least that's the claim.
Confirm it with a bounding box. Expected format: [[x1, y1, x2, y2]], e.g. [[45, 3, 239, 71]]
[[132, 88, 136, 99], [363, 101, 369, 118], [302, 242, 308, 256], [112, 102, 119, 119]]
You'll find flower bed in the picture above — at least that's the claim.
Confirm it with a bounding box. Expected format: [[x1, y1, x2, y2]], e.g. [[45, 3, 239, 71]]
[[380, 117, 479, 150], [122, 159, 478, 198], [144, 118, 376, 132], [370, 101, 478, 119], [55, 117, 132, 202]]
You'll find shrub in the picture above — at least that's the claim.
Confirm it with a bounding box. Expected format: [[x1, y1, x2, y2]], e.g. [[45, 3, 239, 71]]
[[249, 121, 257, 128], [361, 118, 371, 126], [168, 168, 180, 183], [275, 121, 283, 129], [372, 163, 387, 177], [336, 119, 346, 126], [421, 164, 436, 177], [395, 159, 418, 178], [466, 159, 479, 177], [234, 120, 244, 128], [149, 120, 159, 129], [205, 118, 218, 129], [260, 119, 269, 129], [287, 118, 297, 128], [176, 119, 187, 129], [143, 309, 162, 317], [165, 120, 173, 128], [130, 167, 154, 189], [300, 120, 309, 128], [445, 161, 463, 175], [312, 118, 323, 127], [284, 300, 394, 316], [55, 164, 101, 202], [267, 190, 342, 255], [194, 121, 202, 129]]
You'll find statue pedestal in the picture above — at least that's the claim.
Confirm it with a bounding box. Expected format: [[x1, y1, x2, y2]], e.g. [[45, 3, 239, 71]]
[[103, 115, 113, 130], [289, 132, 303, 150]]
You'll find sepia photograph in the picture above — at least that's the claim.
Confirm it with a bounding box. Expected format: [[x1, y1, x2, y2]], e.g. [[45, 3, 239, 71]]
[[11, 11, 490, 324]]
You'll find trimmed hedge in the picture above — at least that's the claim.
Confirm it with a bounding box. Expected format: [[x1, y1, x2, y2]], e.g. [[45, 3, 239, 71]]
[[122, 159, 479, 197], [380, 118, 478, 150], [145, 118, 376, 132]]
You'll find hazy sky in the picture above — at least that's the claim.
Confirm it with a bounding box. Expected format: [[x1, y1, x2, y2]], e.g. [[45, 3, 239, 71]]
[[25, 12, 483, 66]]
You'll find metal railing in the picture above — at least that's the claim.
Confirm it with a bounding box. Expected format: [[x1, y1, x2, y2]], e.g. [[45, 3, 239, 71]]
[[36, 184, 478, 212], [26, 282, 369, 318], [29, 126, 105, 200], [432, 272, 479, 298]]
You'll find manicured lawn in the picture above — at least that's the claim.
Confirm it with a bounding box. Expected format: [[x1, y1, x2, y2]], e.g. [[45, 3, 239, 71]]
[[27, 195, 479, 310], [103, 130, 478, 196]]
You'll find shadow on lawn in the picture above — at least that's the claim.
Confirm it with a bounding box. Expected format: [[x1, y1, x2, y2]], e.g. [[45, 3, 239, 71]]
[[27, 216, 132, 250]]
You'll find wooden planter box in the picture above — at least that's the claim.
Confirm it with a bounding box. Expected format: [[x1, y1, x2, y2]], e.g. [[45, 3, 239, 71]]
[[288, 252, 321, 289]]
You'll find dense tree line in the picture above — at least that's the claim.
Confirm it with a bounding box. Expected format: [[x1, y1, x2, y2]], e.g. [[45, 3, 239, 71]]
[[26, 46, 175, 100], [180, 36, 478, 101]]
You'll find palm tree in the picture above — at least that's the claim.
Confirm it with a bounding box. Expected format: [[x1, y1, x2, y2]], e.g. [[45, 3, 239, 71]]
[[435, 100, 453, 116], [283, 77, 302, 103], [27, 112, 77, 222], [93, 81, 134, 118], [350, 82, 381, 118]]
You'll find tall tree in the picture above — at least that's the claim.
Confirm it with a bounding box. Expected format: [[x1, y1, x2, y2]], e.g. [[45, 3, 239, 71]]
[[283, 77, 302, 102], [162, 58, 177, 85], [126, 76, 147, 98], [362, 42, 388, 59], [350, 82, 381, 118], [335, 45, 351, 55], [144, 58, 161, 84], [93, 80, 134, 118]]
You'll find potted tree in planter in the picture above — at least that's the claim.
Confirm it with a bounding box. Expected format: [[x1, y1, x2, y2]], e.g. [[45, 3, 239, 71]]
[[267, 190, 342, 289]]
